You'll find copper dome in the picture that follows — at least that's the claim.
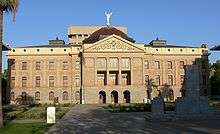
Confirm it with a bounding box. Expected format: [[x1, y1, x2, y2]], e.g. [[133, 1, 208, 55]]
[[82, 27, 135, 44]]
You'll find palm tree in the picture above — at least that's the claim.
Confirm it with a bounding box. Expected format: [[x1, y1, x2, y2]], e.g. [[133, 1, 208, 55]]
[[145, 78, 158, 100], [0, 0, 19, 127], [160, 84, 173, 102]]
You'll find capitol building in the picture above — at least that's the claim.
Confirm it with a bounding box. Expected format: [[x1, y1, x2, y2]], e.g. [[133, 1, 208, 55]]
[[7, 23, 209, 104]]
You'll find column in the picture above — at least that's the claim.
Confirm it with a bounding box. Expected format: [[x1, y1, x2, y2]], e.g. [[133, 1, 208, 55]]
[[118, 57, 121, 85], [106, 57, 109, 86], [130, 57, 133, 85], [94, 57, 97, 86]]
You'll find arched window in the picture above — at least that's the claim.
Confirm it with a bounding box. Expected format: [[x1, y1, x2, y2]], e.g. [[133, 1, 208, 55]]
[[63, 91, 69, 101], [49, 91, 54, 101], [11, 92, 15, 101], [35, 92, 40, 101]]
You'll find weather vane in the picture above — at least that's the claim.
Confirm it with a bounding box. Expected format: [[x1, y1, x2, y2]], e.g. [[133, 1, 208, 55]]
[[105, 11, 112, 26]]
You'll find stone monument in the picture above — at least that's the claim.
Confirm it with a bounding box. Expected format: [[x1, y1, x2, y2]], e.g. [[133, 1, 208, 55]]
[[147, 65, 214, 122], [151, 96, 164, 116], [175, 65, 211, 115]]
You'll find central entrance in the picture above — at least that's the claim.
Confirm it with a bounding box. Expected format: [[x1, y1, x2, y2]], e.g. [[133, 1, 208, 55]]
[[99, 91, 106, 104], [123, 90, 130, 103], [111, 90, 118, 103]]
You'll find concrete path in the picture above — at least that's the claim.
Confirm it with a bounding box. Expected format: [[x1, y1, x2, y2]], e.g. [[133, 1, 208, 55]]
[[48, 105, 220, 134]]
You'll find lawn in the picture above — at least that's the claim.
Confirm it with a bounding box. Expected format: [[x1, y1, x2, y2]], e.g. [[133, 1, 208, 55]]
[[0, 123, 52, 134], [1, 104, 73, 134], [3, 104, 73, 120]]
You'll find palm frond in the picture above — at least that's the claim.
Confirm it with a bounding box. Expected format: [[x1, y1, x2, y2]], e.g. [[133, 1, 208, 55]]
[[0, 0, 19, 21]]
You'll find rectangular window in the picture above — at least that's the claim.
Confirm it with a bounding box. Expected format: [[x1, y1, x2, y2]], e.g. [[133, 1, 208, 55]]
[[75, 59, 80, 69], [180, 75, 185, 85], [155, 61, 160, 69], [155, 75, 160, 85], [109, 74, 117, 85], [84, 34, 89, 38], [97, 71, 107, 86], [109, 71, 118, 85], [35, 76, 40, 87], [168, 75, 173, 85], [22, 62, 27, 70], [203, 75, 206, 85], [63, 61, 68, 70], [97, 74, 105, 79], [49, 61, 55, 70], [72, 34, 77, 39], [78, 34, 83, 39], [121, 71, 131, 85], [11, 77, 15, 88], [121, 58, 130, 69], [22, 77, 27, 87], [63, 76, 68, 87], [49, 76, 55, 87], [145, 75, 149, 85], [96, 58, 107, 70], [144, 60, 149, 69], [36, 61, 41, 70], [168, 61, 172, 69], [75, 75, 80, 87], [109, 58, 118, 69], [180, 61, 184, 69]]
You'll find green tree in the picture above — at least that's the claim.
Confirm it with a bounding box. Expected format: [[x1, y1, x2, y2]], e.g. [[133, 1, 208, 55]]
[[2, 69, 8, 80], [210, 60, 220, 96], [0, 0, 19, 127], [2, 69, 7, 105], [145, 78, 158, 100], [160, 84, 174, 102]]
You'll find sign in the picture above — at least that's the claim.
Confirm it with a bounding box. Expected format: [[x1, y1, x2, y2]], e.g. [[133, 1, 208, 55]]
[[47, 107, 56, 124]]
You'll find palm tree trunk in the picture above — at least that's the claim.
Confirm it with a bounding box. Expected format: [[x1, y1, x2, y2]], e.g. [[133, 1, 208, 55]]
[[0, 9, 3, 127]]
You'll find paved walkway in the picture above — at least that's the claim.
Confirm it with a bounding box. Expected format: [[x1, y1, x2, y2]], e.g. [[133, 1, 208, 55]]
[[48, 105, 220, 134]]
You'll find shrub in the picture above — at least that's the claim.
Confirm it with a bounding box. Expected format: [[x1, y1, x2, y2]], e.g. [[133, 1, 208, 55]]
[[106, 103, 151, 112], [5, 111, 23, 120], [165, 102, 175, 111]]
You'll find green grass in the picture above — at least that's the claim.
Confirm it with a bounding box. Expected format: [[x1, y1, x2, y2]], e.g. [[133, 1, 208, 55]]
[[0, 123, 51, 134], [1, 104, 73, 134], [3, 104, 72, 120]]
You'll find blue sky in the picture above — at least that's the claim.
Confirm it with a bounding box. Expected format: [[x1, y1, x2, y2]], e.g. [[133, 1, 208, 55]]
[[2, 0, 220, 69]]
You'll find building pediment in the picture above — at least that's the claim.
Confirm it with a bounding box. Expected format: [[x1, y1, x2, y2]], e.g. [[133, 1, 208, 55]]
[[84, 35, 144, 53]]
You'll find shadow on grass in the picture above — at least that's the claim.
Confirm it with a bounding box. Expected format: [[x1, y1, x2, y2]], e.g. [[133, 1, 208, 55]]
[[0, 123, 53, 134]]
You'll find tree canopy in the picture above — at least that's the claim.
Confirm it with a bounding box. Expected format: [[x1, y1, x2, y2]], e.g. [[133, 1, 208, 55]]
[[210, 60, 220, 96], [0, 0, 19, 21]]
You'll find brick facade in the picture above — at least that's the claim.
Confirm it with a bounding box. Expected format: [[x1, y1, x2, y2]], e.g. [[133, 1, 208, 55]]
[[7, 26, 209, 104]]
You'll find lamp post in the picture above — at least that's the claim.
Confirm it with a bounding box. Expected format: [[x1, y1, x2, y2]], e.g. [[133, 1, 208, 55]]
[[80, 44, 85, 104]]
